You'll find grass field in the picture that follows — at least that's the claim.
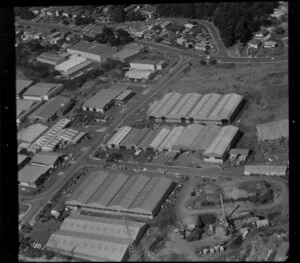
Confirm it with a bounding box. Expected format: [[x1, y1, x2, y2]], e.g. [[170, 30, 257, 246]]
[[19, 203, 30, 215]]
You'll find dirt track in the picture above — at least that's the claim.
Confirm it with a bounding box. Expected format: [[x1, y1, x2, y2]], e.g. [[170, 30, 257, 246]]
[[176, 173, 289, 225]]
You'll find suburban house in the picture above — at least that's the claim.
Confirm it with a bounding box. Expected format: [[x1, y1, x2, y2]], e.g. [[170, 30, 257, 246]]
[[263, 40, 277, 48], [248, 39, 261, 49]]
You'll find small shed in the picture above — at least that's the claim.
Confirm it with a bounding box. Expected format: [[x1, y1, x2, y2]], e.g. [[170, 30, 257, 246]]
[[229, 148, 249, 161], [256, 219, 269, 228], [51, 201, 66, 218]]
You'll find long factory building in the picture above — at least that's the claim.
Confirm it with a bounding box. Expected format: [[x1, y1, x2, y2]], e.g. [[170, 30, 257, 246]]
[[46, 214, 147, 262], [148, 92, 244, 125], [105, 124, 240, 163], [66, 171, 175, 219]]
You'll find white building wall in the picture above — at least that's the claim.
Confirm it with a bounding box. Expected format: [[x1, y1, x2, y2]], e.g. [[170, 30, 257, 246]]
[[130, 62, 155, 71]]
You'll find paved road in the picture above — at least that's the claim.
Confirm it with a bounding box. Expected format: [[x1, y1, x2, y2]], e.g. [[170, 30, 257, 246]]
[[18, 19, 288, 64], [19, 52, 187, 225]]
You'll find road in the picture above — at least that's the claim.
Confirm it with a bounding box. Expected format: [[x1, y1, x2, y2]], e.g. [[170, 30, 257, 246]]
[[18, 19, 288, 64], [19, 51, 187, 225]]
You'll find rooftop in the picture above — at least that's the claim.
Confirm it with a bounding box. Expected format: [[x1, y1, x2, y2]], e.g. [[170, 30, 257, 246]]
[[18, 165, 50, 183], [18, 123, 49, 143], [257, 119, 289, 141], [55, 55, 89, 72], [29, 95, 71, 121], [125, 69, 153, 79], [31, 151, 63, 167], [16, 79, 33, 95], [23, 82, 60, 97], [17, 99, 36, 114], [68, 41, 117, 56], [111, 48, 140, 61]]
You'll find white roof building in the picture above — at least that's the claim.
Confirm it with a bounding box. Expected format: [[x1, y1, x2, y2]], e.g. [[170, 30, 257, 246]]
[[149, 126, 171, 150], [106, 126, 132, 148], [244, 165, 287, 176], [55, 55, 93, 76], [125, 69, 153, 80], [204, 125, 240, 162], [185, 23, 195, 30], [18, 165, 50, 188], [158, 126, 185, 151]]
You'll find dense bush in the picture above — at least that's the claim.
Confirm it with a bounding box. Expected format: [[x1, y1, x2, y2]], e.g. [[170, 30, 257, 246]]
[[74, 16, 95, 26]]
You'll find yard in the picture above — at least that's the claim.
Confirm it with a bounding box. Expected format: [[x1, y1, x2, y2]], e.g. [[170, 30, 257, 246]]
[[19, 203, 30, 215]]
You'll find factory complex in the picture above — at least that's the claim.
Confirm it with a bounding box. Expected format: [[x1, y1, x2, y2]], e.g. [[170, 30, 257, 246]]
[[66, 170, 175, 219], [148, 92, 244, 125], [46, 214, 147, 261], [106, 123, 240, 163]]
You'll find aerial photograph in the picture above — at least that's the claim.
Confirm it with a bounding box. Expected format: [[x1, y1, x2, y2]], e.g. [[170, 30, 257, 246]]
[[16, 3, 289, 262]]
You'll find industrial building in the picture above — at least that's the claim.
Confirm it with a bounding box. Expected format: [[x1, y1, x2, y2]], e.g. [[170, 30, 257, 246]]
[[137, 128, 163, 151], [256, 119, 289, 141], [67, 41, 117, 62], [66, 171, 175, 219], [128, 128, 151, 150], [18, 123, 49, 144], [46, 214, 147, 261], [29, 119, 70, 152], [149, 126, 171, 151], [119, 128, 140, 149], [106, 126, 132, 149], [18, 164, 51, 188], [130, 60, 166, 71], [28, 95, 73, 122], [37, 52, 68, 66], [204, 125, 240, 163], [114, 89, 134, 105], [54, 55, 93, 77], [31, 152, 64, 168], [244, 165, 287, 176], [82, 85, 128, 113], [158, 126, 185, 151], [23, 82, 64, 101], [148, 92, 244, 125], [16, 79, 33, 99], [111, 48, 141, 63], [18, 154, 30, 171], [125, 69, 154, 81], [16, 99, 44, 124]]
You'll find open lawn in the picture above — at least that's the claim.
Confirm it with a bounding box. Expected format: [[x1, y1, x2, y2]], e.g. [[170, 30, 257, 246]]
[[19, 203, 30, 215]]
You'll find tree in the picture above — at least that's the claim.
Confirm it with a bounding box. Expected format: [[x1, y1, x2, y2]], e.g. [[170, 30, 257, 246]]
[[274, 26, 285, 35], [111, 5, 126, 23], [209, 58, 217, 65], [116, 29, 133, 45], [95, 33, 106, 44], [235, 18, 252, 43], [62, 19, 69, 25]]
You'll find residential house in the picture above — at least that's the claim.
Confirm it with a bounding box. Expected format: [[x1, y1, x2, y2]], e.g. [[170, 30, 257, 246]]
[[248, 39, 261, 49], [184, 23, 195, 30], [195, 42, 207, 51], [263, 40, 277, 48], [139, 4, 157, 19], [176, 37, 186, 46], [256, 219, 269, 228]]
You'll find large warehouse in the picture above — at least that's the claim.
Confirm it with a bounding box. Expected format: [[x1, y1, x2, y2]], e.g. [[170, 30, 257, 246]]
[[55, 55, 93, 77], [23, 82, 64, 101], [66, 171, 175, 219], [67, 41, 117, 62], [16, 79, 33, 99], [16, 99, 43, 124], [149, 126, 171, 151], [106, 126, 132, 149], [256, 119, 289, 141], [31, 151, 63, 168], [82, 85, 127, 113], [18, 123, 49, 144], [46, 214, 146, 262], [28, 95, 73, 122], [18, 164, 51, 188], [204, 125, 240, 163], [37, 52, 68, 66], [148, 92, 244, 125], [158, 126, 185, 151]]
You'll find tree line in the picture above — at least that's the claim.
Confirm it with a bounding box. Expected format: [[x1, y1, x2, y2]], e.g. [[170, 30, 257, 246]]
[[155, 2, 279, 47]]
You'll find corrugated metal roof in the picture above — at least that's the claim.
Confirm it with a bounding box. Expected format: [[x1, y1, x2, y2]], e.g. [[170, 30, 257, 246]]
[[159, 126, 185, 150], [18, 165, 50, 183], [17, 79, 33, 94], [190, 125, 221, 151], [119, 128, 140, 148], [18, 154, 28, 165], [125, 69, 153, 80], [18, 123, 48, 143], [173, 124, 205, 150], [149, 93, 173, 117], [204, 125, 239, 157], [244, 165, 287, 175], [257, 119, 289, 141], [129, 128, 151, 148], [177, 93, 202, 117], [66, 172, 174, 216], [55, 55, 87, 71], [156, 92, 183, 117], [148, 100, 160, 114], [167, 93, 195, 119], [138, 129, 160, 149], [68, 41, 117, 56], [31, 151, 63, 166], [23, 82, 59, 97], [17, 99, 36, 112], [107, 126, 132, 146], [218, 93, 243, 119], [111, 48, 140, 61], [149, 127, 171, 149], [115, 89, 133, 101]]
